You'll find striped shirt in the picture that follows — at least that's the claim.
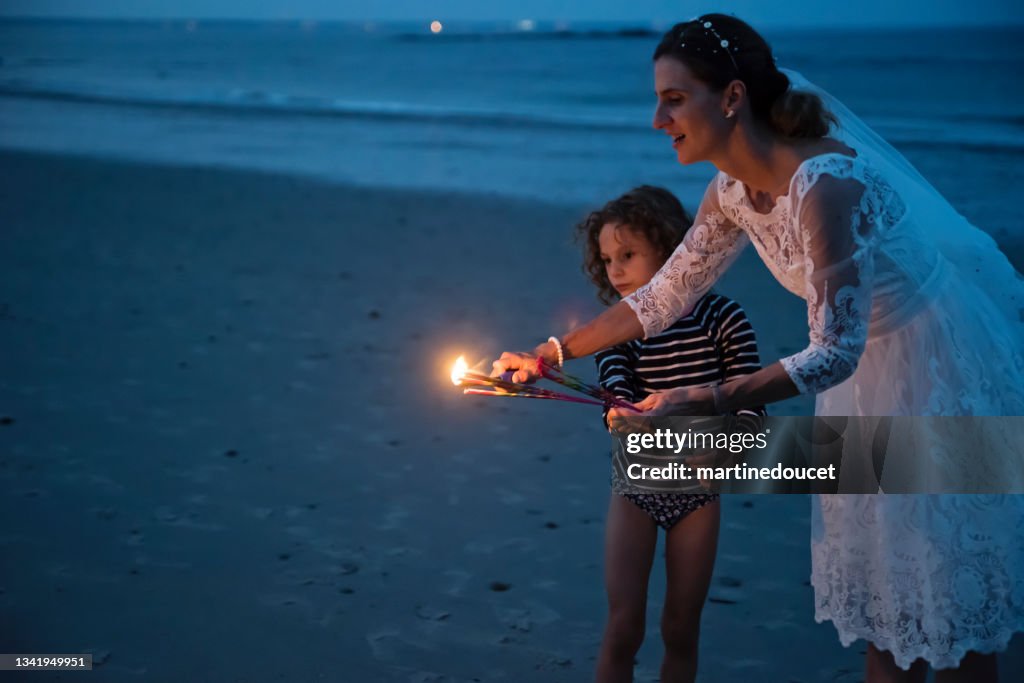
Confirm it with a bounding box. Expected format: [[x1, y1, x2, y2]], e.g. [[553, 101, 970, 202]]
[[596, 293, 767, 417]]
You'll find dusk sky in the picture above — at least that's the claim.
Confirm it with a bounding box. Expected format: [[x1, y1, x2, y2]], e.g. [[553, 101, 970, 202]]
[[2, 0, 1022, 28]]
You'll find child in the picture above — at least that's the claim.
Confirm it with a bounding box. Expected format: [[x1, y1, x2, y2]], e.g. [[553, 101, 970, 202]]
[[576, 185, 766, 683]]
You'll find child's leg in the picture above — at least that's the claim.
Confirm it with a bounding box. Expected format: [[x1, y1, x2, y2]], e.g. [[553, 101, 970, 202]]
[[659, 498, 720, 683], [596, 493, 658, 683], [933, 650, 998, 683], [864, 643, 928, 683]]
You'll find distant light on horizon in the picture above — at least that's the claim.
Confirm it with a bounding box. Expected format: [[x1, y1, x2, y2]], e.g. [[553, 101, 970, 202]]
[[517, 19, 536, 31], [0, 1, 1022, 28], [430, 20, 443, 33]]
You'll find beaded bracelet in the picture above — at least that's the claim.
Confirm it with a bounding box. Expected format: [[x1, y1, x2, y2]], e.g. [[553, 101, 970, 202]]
[[547, 336, 565, 368]]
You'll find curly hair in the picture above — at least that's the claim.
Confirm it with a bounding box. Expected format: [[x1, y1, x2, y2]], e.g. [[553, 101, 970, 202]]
[[575, 185, 693, 305]]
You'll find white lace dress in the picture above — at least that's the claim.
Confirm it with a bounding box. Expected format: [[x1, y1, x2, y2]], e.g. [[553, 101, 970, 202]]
[[625, 152, 1024, 669]]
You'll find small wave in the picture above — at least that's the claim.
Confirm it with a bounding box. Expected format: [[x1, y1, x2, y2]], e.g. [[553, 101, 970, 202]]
[[21, 56, 88, 67], [2, 79, 1022, 153], [870, 114, 1024, 152], [943, 112, 1024, 129], [0, 79, 647, 132], [394, 27, 660, 42]]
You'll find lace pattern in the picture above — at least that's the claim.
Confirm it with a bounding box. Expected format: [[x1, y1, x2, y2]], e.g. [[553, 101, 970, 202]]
[[812, 495, 1024, 670], [624, 151, 1024, 668], [624, 181, 749, 336], [629, 153, 909, 396], [778, 158, 887, 394]]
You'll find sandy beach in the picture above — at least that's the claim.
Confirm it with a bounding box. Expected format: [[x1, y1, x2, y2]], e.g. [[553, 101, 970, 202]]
[[3, 13, 1024, 683], [2, 149, 1022, 682]]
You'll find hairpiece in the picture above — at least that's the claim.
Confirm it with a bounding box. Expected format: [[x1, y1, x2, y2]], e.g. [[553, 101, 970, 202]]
[[678, 17, 740, 73]]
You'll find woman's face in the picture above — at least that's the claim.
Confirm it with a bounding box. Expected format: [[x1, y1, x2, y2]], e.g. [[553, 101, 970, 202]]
[[652, 56, 730, 165]]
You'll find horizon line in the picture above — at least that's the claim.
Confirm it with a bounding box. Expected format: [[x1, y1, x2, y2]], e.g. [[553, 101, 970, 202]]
[[1, 15, 1023, 31]]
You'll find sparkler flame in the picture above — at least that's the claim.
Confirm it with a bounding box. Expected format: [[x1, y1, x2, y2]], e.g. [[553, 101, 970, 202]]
[[451, 355, 469, 385]]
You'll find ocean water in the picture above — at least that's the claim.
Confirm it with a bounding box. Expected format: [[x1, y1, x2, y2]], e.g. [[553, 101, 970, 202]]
[[1, 20, 1023, 206]]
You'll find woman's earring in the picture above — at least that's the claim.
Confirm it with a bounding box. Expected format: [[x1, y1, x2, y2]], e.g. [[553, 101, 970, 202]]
[[725, 110, 736, 119]]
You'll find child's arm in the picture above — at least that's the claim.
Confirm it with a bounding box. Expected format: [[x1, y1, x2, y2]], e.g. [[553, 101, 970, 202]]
[[713, 297, 768, 417], [595, 343, 639, 428]]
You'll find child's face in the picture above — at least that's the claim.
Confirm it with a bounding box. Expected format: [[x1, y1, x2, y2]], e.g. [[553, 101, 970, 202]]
[[598, 222, 664, 299]]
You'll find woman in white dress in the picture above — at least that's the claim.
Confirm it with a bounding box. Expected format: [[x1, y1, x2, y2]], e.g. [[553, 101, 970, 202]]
[[494, 14, 1024, 683]]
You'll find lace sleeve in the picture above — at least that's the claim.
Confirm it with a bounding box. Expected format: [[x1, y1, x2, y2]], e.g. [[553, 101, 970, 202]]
[[624, 177, 749, 337], [779, 167, 878, 395]]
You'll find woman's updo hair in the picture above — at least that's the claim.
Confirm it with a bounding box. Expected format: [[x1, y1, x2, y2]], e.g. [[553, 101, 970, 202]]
[[654, 14, 836, 139]]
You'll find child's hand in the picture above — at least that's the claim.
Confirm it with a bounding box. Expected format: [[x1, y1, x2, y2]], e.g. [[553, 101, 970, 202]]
[[491, 340, 559, 383], [606, 404, 649, 435], [491, 351, 540, 383], [633, 387, 712, 416]]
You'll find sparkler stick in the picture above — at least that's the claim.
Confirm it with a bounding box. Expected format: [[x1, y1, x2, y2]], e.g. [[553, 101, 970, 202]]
[[535, 358, 641, 412], [457, 367, 603, 404], [462, 388, 606, 406], [450, 355, 641, 412], [458, 370, 530, 393]]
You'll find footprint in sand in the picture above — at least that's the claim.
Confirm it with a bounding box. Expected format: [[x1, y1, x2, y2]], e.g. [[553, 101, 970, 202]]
[[93, 506, 118, 521], [258, 593, 315, 620], [132, 555, 193, 570], [496, 607, 532, 633], [176, 464, 228, 484], [464, 541, 495, 555], [85, 649, 111, 667], [443, 569, 472, 597], [245, 506, 275, 520], [497, 489, 525, 505], [708, 596, 739, 605], [365, 628, 405, 660], [338, 561, 360, 576], [414, 606, 451, 622], [374, 506, 409, 531], [122, 528, 144, 546], [407, 673, 445, 683], [152, 506, 224, 531], [86, 474, 125, 493]]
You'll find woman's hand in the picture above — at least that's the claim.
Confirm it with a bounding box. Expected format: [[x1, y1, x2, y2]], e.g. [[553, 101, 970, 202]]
[[491, 341, 559, 383]]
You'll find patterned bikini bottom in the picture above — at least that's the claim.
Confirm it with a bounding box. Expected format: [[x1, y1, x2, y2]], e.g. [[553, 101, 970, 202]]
[[621, 492, 719, 531]]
